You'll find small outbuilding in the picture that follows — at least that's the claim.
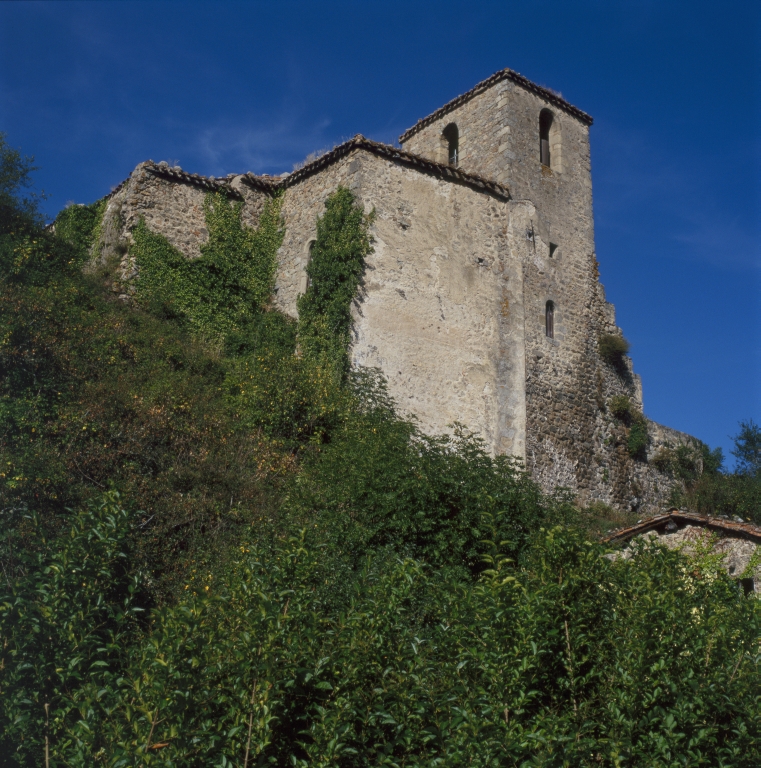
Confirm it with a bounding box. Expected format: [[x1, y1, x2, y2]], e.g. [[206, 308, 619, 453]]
[[604, 509, 761, 594]]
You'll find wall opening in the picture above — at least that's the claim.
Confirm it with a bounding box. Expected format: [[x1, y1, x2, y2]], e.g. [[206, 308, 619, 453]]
[[549, 242, 558, 258], [442, 123, 459, 167], [539, 110, 553, 167], [300, 239, 315, 294], [545, 300, 555, 339]]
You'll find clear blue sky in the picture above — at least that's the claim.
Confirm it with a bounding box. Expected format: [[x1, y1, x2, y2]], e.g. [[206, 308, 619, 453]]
[[1, 0, 759, 465]]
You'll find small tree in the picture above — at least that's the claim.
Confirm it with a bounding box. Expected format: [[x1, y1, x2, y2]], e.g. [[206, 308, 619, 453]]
[[731, 419, 761, 477], [0, 132, 44, 232]]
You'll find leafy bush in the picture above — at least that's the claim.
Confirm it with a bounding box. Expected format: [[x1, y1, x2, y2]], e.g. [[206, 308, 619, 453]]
[[0, 493, 147, 763], [732, 418, 761, 477], [53, 199, 106, 264], [609, 394, 632, 420], [2, 507, 758, 765], [599, 333, 630, 372]]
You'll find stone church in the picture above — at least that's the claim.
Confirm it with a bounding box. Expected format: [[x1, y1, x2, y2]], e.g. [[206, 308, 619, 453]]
[[94, 67, 696, 512]]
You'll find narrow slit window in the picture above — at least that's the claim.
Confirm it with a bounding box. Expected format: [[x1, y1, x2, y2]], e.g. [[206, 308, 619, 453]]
[[304, 240, 315, 292], [442, 123, 459, 167], [545, 300, 555, 338], [549, 243, 558, 258], [539, 109, 553, 167]]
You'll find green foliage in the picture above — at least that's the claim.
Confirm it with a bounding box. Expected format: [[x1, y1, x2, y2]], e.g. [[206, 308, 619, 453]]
[[627, 412, 649, 460], [657, 426, 760, 523], [0, 492, 146, 764], [288, 373, 562, 575], [0, 132, 44, 232], [133, 191, 284, 339], [2, 509, 758, 765], [53, 199, 106, 264], [732, 418, 761, 477], [599, 333, 630, 372], [609, 394, 632, 420], [297, 186, 373, 374], [609, 395, 648, 459]]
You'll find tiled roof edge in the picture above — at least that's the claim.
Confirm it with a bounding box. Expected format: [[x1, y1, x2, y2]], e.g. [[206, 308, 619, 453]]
[[276, 135, 511, 201], [603, 509, 761, 544], [399, 68, 593, 144], [144, 161, 244, 199]]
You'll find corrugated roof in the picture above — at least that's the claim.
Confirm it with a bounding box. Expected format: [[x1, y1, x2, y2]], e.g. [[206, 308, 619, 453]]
[[399, 68, 593, 144], [603, 509, 761, 544]]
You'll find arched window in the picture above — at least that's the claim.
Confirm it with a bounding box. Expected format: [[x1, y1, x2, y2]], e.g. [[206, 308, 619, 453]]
[[442, 123, 459, 167], [545, 300, 555, 339], [539, 110, 553, 167]]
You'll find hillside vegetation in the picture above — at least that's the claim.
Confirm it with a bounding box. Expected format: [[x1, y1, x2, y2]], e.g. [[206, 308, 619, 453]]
[[1, 137, 759, 766]]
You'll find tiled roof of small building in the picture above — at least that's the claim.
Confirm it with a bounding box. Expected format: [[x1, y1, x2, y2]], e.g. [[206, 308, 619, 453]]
[[399, 68, 594, 144], [604, 509, 761, 544]]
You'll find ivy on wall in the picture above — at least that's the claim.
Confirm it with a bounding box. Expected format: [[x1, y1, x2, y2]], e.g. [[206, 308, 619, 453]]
[[297, 186, 373, 374], [132, 191, 284, 339]]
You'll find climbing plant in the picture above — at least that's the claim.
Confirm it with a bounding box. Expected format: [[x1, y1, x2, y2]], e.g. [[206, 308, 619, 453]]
[[297, 186, 373, 374], [132, 191, 284, 339]]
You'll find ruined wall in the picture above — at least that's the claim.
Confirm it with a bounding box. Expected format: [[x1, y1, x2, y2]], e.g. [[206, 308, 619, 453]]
[[625, 525, 760, 593], [277, 149, 526, 457], [90, 162, 271, 298]]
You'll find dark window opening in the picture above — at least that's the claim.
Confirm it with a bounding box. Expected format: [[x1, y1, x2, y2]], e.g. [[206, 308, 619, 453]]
[[740, 578, 755, 596], [545, 300, 555, 339], [443, 123, 459, 167], [539, 109, 553, 167], [549, 242, 558, 258]]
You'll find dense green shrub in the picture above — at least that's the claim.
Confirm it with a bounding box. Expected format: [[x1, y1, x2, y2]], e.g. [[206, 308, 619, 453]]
[[53, 199, 106, 264], [133, 191, 284, 339], [599, 333, 630, 372], [2, 501, 758, 766]]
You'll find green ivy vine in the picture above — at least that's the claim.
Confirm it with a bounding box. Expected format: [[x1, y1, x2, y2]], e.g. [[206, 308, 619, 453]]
[[297, 186, 373, 375], [132, 191, 284, 339]]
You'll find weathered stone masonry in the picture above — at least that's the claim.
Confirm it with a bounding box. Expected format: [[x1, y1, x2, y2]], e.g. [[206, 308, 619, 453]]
[[93, 68, 698, 513]]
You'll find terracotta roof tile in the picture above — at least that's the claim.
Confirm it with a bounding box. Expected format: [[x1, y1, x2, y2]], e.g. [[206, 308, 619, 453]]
[[257, 135, 510, 201], [399, 68, 593, 144], [603, 509, 761, 544], [144, 161, 244, 198]]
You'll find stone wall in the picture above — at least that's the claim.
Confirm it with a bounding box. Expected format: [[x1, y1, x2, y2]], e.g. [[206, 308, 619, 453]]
[[276, 148, 526, 457], [90, 162, 270, 298]]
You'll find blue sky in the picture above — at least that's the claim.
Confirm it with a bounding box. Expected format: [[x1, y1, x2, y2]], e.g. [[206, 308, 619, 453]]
[[1, 0, 759, 465]]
